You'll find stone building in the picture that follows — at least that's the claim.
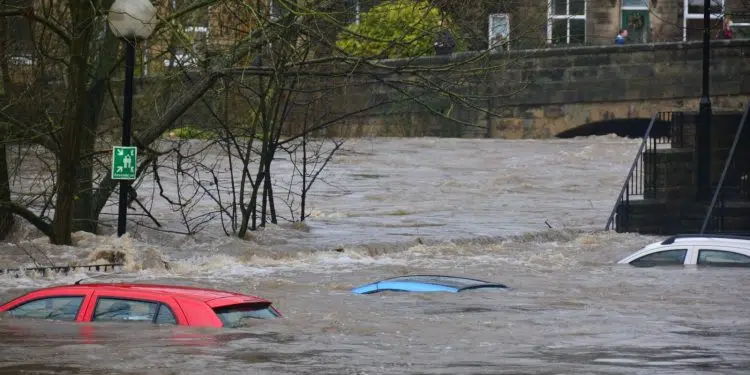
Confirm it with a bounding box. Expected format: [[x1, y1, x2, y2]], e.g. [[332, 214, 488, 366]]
[[473, 0, 749, 49], [4, 0, 749, 73]]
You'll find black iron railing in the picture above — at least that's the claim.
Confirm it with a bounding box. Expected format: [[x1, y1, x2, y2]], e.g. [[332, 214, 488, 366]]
[[0, 263, 123, 278], [701, 101, 750, 233], [605, 111, 674, 231]]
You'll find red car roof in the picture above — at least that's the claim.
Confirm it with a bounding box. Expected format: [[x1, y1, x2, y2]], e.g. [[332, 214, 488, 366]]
[[36, 283, 271, 304]]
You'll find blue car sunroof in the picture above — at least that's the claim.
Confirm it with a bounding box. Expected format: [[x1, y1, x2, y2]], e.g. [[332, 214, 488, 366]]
[[351, 275, 509, 294]]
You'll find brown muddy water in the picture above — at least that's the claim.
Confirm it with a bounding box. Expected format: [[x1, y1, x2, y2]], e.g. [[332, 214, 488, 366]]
[[0, 137, 748, 375]]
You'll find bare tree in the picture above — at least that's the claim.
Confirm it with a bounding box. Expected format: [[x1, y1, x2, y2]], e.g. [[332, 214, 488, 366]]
[[0, 0, 543, 244]]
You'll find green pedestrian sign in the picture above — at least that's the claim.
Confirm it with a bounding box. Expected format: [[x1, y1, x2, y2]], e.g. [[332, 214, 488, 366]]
[[111, 146, 137, 180]]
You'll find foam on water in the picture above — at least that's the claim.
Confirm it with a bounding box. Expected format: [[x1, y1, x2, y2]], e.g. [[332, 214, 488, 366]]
[[0, 228, 655, 290], [2, 137, 748, 374]]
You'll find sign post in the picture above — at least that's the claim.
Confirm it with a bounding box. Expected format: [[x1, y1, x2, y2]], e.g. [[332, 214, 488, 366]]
[[111, 146, 137, 180], [112, 146, 136, 237]]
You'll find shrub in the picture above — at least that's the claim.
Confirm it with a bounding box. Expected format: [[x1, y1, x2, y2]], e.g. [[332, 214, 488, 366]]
[[336, 0, 461, 58]]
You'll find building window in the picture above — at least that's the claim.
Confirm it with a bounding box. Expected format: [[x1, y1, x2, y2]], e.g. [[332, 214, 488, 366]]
[[343, 0, 360, 25], [548, 0, 586, 46], [621, 0, 649, 43], [731, 17, 750, 40], [622, 0, 648, 8], [683, 0, 724, 41], [489, 13, 511, 51]]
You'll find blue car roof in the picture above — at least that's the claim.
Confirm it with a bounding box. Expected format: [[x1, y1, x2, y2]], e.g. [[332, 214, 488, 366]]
[[351, 275, 508, 294]]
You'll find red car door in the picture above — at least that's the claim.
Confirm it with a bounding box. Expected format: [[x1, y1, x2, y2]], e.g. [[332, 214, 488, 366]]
[[82, 289, 188, 325], [0, 288, 95, 323]]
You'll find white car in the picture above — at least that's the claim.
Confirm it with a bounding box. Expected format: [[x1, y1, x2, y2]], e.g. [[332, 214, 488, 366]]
[[617, 234, 750, 267]]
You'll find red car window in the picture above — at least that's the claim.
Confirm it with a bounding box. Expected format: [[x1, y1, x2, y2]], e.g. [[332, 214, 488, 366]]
[[154, 304, 178, 324], [212, 302, 280, 328], [6, 296, 85, 321], [92, 297, 178, 325]]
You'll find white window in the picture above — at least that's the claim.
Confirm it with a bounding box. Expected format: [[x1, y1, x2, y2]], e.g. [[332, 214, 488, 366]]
[[344, 0, 360, 25], [548, 0, 586, 45], [489, 13, 510, 51], [622, 0, 648, 10], [731, 22, 750, 39], [683, 0, 724, 41]]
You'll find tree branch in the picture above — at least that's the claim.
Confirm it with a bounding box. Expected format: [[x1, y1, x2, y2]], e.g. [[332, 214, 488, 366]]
[[0, 8, 72, 46], [0, 201, 54, 239]]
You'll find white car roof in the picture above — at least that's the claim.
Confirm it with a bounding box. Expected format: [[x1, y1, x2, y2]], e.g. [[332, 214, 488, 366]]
[[659, 234, 750, 246], [617, 234, 750, 264]]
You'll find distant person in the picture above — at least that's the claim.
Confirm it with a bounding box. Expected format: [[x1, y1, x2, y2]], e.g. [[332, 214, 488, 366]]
[[434, 20, 456, 56], [615, 29, 628, 45], [719, 17, 733, 39]]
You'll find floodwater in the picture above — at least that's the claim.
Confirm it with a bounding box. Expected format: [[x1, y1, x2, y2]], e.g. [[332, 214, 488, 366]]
[[1, 137, 749, 375]]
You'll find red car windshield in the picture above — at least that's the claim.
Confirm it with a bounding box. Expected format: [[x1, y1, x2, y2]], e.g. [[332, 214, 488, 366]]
[[213, 303, 280, 328]]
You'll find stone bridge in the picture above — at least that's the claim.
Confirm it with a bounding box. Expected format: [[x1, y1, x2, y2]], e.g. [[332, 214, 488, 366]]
[[319, 40, 750, 139]]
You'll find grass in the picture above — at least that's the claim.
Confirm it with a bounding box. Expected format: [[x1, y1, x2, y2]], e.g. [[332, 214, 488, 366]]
[[168, 126, 218, 140], [167, 126, 274, 142], [387, 209, 411, 216]]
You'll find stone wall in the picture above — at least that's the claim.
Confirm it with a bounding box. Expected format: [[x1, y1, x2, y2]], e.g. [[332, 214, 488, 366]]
[[89, 39, 750, 140], [314, 39, 750, 138]]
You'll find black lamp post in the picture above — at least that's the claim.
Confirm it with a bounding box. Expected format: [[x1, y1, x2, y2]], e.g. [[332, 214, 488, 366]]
[[696, 0, 713, 200], [108, 0, 156, 236]]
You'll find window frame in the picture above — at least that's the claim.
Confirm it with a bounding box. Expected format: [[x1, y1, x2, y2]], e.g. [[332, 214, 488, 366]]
[[730, 22, 750, 38], [547, 0, 587, 45], [682, 0, 724, 41], [91, 296, 178, 325], [7, 295, 86, 321], [343, 0, 361, 25], [622, 0, 649, 10], [489, 13, 511, 51]]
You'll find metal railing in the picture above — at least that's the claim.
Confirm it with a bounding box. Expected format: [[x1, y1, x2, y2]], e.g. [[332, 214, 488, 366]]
[[701, 101, 750, 233], [0, 263, 123, 278], [604, 111, 674, 231]]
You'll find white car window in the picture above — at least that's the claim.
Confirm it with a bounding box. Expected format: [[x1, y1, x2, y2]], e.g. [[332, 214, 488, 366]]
[[697, 249, 750, 266], [630, 249, 688, 266]]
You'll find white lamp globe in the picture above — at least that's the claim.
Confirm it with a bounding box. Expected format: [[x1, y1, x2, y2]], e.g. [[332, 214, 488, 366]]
[[108, 0, 157, 40]]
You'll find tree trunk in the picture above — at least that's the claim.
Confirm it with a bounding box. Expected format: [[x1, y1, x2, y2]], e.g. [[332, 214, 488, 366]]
[[73, 22, 118, 234], [0, 3, 14, 239], [0, 144, 12, 239], [51, 0, 94, 245]]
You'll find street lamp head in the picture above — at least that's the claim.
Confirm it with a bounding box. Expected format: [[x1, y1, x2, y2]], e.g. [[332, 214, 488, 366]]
[[108, 0, 157, 40]]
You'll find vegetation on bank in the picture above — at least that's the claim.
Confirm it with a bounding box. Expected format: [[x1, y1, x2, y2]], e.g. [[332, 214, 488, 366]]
[[167, 127, 218, 140]]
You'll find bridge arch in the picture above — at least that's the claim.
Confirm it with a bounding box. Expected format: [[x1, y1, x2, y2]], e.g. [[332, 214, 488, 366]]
[[554, 118, 671, 139]]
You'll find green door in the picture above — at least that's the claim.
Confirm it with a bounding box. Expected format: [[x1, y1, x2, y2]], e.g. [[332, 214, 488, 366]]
[[621, 10, 649, 44]]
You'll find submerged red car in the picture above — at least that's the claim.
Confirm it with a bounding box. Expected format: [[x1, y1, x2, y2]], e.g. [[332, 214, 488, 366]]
[[0, 283, 281, 328]]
